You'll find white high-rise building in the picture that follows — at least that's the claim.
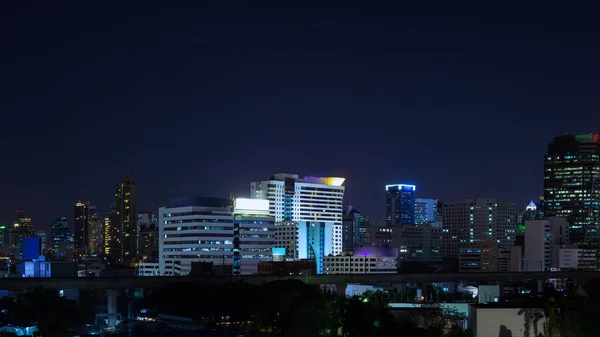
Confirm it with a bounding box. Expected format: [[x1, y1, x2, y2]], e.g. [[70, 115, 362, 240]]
[[251, 173, 345, 274], [524, 217, 569, 271], [158, 197, 233, 276]]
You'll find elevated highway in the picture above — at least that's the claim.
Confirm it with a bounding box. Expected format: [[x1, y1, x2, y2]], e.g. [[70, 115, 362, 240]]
[[0, 271, 597, 290]]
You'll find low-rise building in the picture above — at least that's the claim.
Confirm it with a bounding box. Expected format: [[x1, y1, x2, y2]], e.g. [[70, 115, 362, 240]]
[[257, 259, 315, 276], [137, 262, 160, 276], [323, 247, 398, 274]]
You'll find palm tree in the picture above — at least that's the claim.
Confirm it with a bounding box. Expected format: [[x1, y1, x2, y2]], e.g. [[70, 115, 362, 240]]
[[518, 308, 544, 337]]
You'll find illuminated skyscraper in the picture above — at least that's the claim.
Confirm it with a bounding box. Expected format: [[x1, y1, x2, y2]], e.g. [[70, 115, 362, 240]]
[[88, 206, 103, 254], [74, 201, 89, 257], [251, 173, 345, 273], [103, 204, 116, 256], [112, 174, 138, 265], [386, 184, 416, 226], [544, 134, 600, 245], [15, 210, 36, 239]]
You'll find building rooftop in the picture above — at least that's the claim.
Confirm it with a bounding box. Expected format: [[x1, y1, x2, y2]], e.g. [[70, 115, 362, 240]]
[[167, 197, 232, 209]]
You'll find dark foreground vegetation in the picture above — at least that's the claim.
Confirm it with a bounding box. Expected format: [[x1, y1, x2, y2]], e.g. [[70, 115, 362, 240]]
[[145, 280, 472, 337], [1, 279, 600, 336]]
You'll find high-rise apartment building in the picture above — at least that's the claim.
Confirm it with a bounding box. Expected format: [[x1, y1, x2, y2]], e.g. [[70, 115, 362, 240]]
[[138, 211, 158, 262], [233, 198, 275, 275], [73, 201, 89, 257], [88, 206, 103, 255], [544, 134, 600, 245], [51, 217, 72, 260], [386, 184, 416, 226], [159, 197, 233, 276], [251, 173, 345, 274], [441, 198, 516, 258], [112, 174, 138, 265], [415, 198, 438, 224]]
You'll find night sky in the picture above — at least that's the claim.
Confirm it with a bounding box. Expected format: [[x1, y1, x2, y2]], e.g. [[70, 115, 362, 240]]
[[2, 2, 600, 230]]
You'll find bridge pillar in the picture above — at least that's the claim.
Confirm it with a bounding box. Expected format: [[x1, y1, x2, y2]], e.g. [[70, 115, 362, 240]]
[[537, 279, 544, 293], [106, 289, 118, 328]]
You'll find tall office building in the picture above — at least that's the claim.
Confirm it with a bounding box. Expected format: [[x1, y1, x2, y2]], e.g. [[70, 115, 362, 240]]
[[51, 217, 72, 260], [138, 211, 158, 262], [158, 197, 233, 276], [233, 198, 275, 275], [415, 198, 438, 224], [251, 173, 345, 273], [73, 201, 89, 257], [88, 206, 103, 255], [112, 173, 138, 265], [386, 184, 416, 226], [544, 134, 600, 245], [441, 198, 516, 258]]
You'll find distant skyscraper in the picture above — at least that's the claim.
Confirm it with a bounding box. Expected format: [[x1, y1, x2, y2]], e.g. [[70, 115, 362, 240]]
[[414, 198, 438, 224], [104, 204, 116, 256], [386, 184, 416, 226], [251, 173, 345, 273], [37, 230, 47, 252], [51, 217, 72, 260], [138, 211, 158, 262], [441, 198, 515, 258], [544, 134, 600, 245], [10, 210, 36, 259], [112, 173, 138, 265], [88, 206, 103, 255], [342, 205, 364, 252], [74, 201, 89, 257], [14, 210, 36, 240]]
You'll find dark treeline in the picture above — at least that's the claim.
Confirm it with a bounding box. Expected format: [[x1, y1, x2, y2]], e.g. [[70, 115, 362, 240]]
[[145, 280, 470, 337]]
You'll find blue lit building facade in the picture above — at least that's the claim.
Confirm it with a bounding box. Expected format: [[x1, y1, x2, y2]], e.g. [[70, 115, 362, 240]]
[[414, 198, 438, 224], [386, 184, 416, 226], [298, 222, 335, 274]]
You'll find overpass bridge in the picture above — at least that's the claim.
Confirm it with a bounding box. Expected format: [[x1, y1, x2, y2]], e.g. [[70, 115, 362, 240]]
[[1, 271, 598, 290]]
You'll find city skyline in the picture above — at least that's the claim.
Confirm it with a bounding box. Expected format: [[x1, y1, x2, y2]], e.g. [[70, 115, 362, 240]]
[[2, 2, 600, 229]]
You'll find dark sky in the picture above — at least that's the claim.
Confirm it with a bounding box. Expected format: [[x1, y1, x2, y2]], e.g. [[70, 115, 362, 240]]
[[2, 2, 600, 230]]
